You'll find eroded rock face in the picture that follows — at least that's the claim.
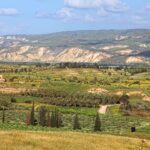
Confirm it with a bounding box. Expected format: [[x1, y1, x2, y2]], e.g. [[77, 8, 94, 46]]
[[0, 31, 150, 64], [126, 57, 145, 64], [0, 46, 55, 62], [115, 49, 133, 55], [0, 46, 112, 63], [55, 48, 112, 63]]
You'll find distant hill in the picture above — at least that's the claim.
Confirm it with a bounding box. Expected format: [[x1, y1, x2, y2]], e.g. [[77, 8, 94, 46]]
[[0, 29, 150, 64]]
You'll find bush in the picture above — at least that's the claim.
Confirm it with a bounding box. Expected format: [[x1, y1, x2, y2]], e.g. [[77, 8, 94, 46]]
[[11, 97, 17, 103], [0, 97, 12, 110], [25, 100, 32, 103]]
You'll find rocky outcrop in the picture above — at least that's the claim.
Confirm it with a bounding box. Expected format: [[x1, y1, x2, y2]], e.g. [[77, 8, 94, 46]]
[[55, 48, 111, 63]]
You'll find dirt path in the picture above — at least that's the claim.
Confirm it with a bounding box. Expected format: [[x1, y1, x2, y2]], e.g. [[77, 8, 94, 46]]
[[98, 105, 108, 114]]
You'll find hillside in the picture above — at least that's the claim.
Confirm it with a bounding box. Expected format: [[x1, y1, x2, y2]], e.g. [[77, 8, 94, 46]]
[[0, 131, 150, 150], [0, 29, 150, 64]]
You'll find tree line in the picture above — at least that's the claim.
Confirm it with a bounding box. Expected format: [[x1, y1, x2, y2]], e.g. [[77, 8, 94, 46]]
[[22, 89, 120, 107]]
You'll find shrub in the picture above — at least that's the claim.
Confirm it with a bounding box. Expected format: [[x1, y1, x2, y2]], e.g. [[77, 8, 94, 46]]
[[0, 97, 12, 110], [25, 100, 32, 103], [11, 97, 17, 103]]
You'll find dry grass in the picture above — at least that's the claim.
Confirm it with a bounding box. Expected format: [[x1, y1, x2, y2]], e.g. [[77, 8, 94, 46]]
[[0, 131, 150, 150]]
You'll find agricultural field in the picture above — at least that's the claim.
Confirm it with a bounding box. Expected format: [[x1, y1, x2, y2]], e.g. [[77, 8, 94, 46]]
[[0, 64, 150, 149]]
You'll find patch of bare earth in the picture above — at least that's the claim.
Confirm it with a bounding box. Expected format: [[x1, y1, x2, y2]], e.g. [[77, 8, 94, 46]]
[[126, 56, 145, 64], [98, 105, 108, 114], [115, 91, 150, 102], [0, 88, 25, 94], [88, 88, 108, 94], [115, 49, 133, 55], [143, 96, 150, 102]]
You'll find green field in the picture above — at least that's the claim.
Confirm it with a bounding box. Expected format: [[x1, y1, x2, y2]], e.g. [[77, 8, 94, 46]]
[[0, 64, 150, 147]]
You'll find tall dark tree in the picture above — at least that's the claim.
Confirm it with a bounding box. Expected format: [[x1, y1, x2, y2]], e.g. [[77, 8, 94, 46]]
[[51, 110, 56, 127], [94, 113, 101, 131], [56, 112, 63, 128], [50, 109, 62, 128], [30, 101, 35, 126], [39, 106, 47, 126], [73, 114, 81, 130], [47, 111, 51, 127]]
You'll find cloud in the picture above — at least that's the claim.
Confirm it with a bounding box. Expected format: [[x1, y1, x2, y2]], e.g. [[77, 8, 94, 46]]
[[36, 0, 129, 23], [0, 8, 19, 16], [64, 0, 128, 12], [56, 8, 77, 19], [146, 3, 150, 9], [36, 8, 79, 21], [35, 11, 51, 19]]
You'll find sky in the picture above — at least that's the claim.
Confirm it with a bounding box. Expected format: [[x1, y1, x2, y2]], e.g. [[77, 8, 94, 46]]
[[0, 0, 150, 35]]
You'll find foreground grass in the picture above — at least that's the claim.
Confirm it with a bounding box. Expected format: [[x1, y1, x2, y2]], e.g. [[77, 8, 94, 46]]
[[0, 131, 150, 150]]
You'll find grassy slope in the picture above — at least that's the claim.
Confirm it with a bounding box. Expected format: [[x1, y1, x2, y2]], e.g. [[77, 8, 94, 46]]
[[0, 131, 150, 150]]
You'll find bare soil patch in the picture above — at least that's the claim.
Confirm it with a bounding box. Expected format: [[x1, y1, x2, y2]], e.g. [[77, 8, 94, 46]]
[[98, 105, 108, 114], [88, 88, 108, 94], [115, 91, 150, 102], [0, 87, 25, 94]]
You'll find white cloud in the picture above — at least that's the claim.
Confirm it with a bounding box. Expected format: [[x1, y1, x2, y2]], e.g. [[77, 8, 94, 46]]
[[36, 0, 128, 23], [0, 8, 19, 16], [64, 0, 128, 12], [36, 11, 51, 18], [56, 8, 77, 19], [36, 8, 79, 21]]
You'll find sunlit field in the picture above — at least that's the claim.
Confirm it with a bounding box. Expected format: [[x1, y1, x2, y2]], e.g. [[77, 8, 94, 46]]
[[0, 131, 150, 150]]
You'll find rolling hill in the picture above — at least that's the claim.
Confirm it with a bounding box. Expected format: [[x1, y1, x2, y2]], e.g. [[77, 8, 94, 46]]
[[0, 29, 150, 64]]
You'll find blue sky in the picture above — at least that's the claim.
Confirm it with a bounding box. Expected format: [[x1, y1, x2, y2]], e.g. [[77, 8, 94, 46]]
[[0, 0, 150, 35]]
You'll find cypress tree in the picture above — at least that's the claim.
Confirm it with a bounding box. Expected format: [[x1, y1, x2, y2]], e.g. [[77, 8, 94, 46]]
[[73, 114, 81, 130], [47, 111, 51, 127], [39, 106, 47, 126], [50, 109, 63, 128], [94, 113, 101, 131], [30, 101, 35, 126], [57, 112, 63, 128], [51, 111, 55, 127]]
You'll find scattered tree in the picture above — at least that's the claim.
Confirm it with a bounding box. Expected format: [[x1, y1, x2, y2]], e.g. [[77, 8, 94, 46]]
[[94, 113, 101, 131], [30, 101, 35, 126], [73, 114, 81, 130], [26, 113, 31, 126], [39, 106, 47, 126]]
